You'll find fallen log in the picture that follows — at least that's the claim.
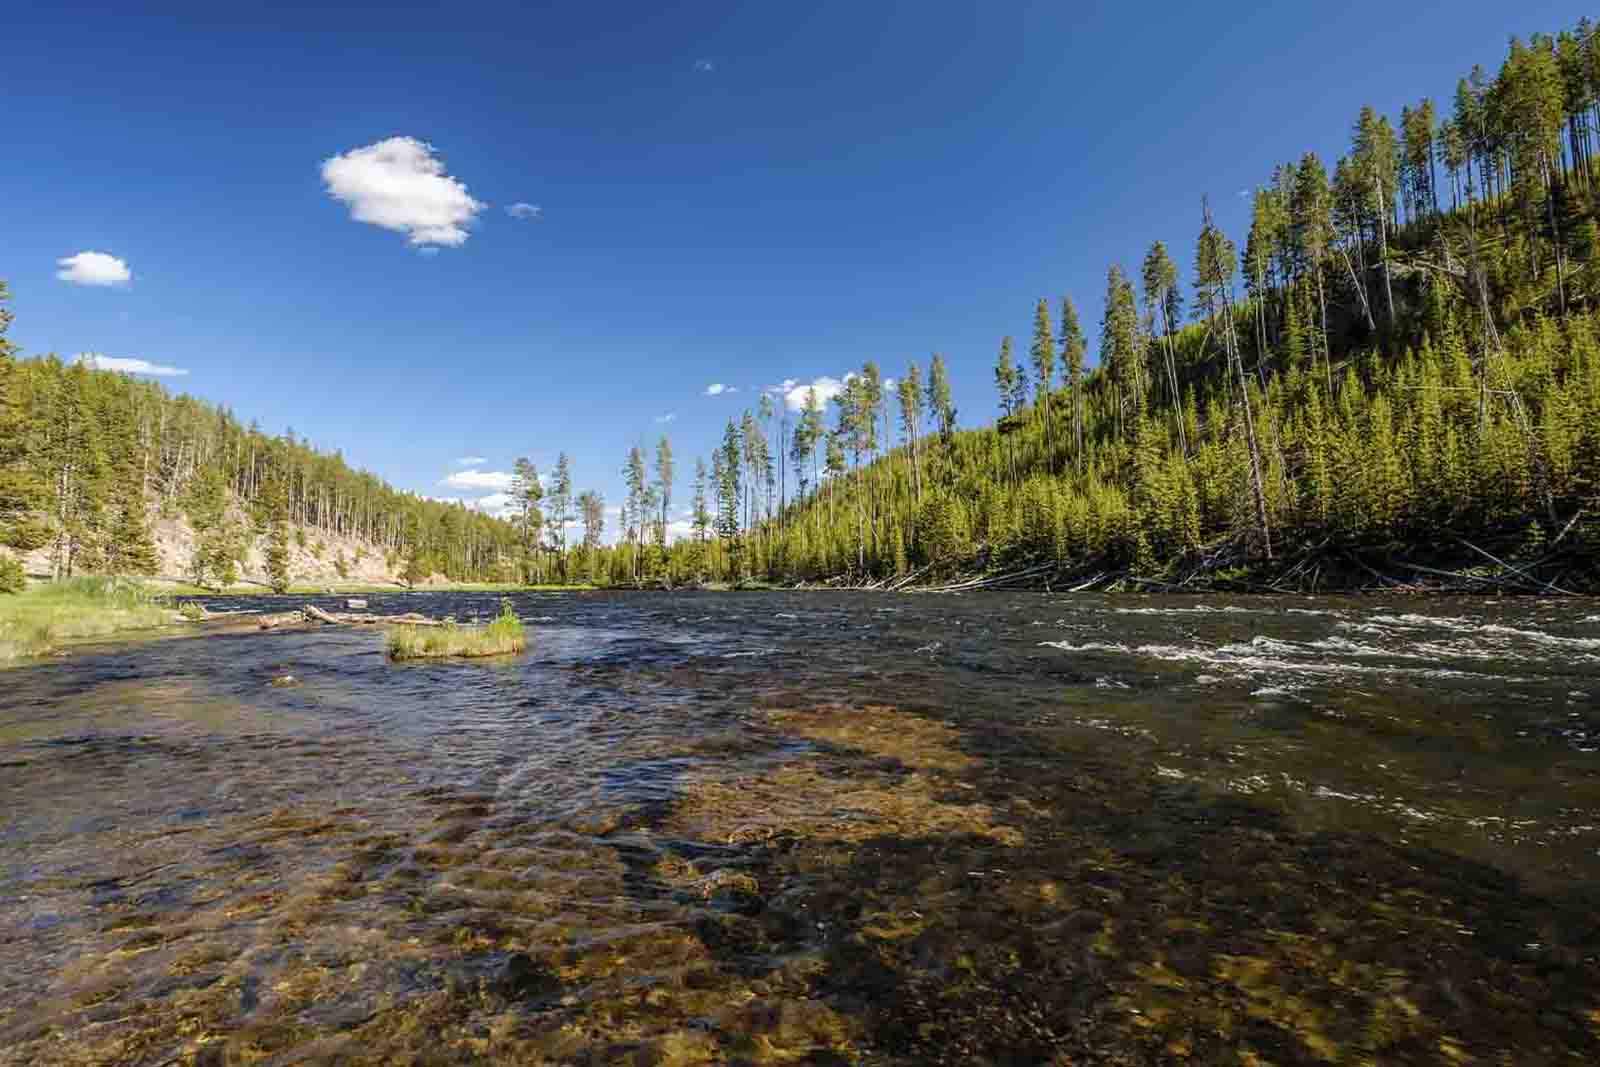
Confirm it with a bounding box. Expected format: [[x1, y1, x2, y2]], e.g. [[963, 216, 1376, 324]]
[[298, 604, 451, 627]]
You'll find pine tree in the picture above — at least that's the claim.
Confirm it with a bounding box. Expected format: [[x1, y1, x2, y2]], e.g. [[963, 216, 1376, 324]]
[[1060, 297, 1086, 466], [654, 435, 674, 556], [183, 465, 241, 589], [108, 485, 159, 576], [926, 354, 957, 480], [691, 458, 711, 544], [547, 453, 574, 565], [512, 457, 545, 578], [717, 420, 743, 575], [264, 474, 291, 593], [1028, 299, 1056, 460], [1141, 241, 1186, 453], [0, 282, 48, 557], [897, 362, 924, 505]]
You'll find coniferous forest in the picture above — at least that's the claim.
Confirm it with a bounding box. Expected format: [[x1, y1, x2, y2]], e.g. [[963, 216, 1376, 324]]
[[4, 21, 1600, 593]]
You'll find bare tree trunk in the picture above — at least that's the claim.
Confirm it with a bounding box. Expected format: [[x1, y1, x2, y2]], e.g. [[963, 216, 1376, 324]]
[[1337, 245, 1378, 333], [1543, 156, 1568, 316], [1217, 287, 1272, 561], [1374, 177, 1396, 332]]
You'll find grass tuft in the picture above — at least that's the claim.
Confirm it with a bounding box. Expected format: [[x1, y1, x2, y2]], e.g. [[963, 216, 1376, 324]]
[[0, 577, 179, 664], [386, 599, 527, 661]]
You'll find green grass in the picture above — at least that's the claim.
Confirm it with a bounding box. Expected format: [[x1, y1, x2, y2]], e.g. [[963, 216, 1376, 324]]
[[386, 600, 528, 660], [0, 577, 182, 664]]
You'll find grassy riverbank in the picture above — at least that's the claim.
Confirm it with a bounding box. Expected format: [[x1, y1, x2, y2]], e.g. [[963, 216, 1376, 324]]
[[0, 578, 181, 663]]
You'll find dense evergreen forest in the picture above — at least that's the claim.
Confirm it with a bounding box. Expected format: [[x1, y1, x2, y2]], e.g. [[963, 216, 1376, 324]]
[[5, 21, 1600, 594], [0, 294, 527, 591], [593, 20, 1600, 592]]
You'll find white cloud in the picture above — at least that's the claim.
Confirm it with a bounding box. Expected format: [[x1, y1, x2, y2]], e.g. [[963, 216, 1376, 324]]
[[468, 492, 518, 518], [782, 375, 849, 412], [76, 353, 187, 377], [321, 136, 485, 248], [703, 383, 738, 397], [441, 468, 515, 491], [455, 455, 487, 466], [57, 251, 131, 287], [505, 202, 541, 220], [693, 59, 715, 73], [654, 412, 677, 424]]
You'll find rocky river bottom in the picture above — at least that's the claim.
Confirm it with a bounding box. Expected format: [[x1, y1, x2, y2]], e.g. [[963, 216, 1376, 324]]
[[2, 590, 1599, 1065]]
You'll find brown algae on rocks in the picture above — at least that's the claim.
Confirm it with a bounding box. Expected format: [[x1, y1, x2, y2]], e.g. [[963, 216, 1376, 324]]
[[3, 695, 1600, 1066]]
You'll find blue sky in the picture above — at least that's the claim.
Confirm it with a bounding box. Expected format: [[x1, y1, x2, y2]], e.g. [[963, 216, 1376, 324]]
[[4, 0, 1587, 531]]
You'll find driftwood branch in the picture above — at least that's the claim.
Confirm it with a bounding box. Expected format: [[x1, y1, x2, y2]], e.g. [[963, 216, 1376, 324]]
[[259, 605, 450, 629]]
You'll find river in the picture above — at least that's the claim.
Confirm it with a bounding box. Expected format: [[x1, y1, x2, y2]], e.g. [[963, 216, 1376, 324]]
[[2, 591, 1598, 1064]]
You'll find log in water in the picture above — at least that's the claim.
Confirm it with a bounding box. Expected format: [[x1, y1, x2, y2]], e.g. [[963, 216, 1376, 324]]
[[1, 590, 1598, 1063]]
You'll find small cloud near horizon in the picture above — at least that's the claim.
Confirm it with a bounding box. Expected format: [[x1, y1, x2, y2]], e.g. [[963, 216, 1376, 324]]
[[654, 412, 677, 423], [57, 251, 132, 287], [703, 383, 737, 397], [505, 202, 542, 220], [321, 136, 484, 248], [76, 353, 187, 377], [441, 468, 515, 492], [454, 455, 487, 466]]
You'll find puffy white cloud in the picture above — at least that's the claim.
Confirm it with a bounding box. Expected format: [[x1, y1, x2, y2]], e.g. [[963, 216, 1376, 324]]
[[693, 59, 715, 73], [654, 412, 677, 424], [703, 383, 738, 397], [455, 455, 487, 466], [441, 468, 515, 491], [505, 202, 541, 220], [57, 251, 131, 287], [76, 353, 187, 377], [782, 375, 849, 412], [321, 136, 485, 248]]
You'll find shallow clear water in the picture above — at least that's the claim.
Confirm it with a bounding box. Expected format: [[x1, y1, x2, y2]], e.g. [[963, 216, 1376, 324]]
[[2, 591, 1598, 1064]]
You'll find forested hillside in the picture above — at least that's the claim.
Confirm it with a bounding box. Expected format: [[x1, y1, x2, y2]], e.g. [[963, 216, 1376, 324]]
[[7, 20, 1600, 594], [0, 293, 525, 591], [593, 19, 1600, 592]]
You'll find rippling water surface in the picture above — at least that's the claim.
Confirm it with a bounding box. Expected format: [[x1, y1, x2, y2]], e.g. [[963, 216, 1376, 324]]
[[2, 591, 1598, 1065]]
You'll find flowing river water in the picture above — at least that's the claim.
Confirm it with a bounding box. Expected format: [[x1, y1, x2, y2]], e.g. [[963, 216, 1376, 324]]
[[2, 591, 1599, 1065]]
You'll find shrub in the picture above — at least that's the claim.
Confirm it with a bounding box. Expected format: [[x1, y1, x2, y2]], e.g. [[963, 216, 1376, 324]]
[[387, 599, 526, 660], [0, 553, 24, 594]]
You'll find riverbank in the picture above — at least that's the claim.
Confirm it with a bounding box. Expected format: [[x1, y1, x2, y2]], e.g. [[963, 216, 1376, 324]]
[[162, 580, 594, 596], [0, 578, 185, 663], [788, 536, 1600, 598]]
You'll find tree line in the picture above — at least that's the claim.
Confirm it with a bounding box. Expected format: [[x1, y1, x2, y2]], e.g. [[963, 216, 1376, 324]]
[[0, 298, 531, 591], [569, 20, 1600, 589], [6, 20, 1600, 593]]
